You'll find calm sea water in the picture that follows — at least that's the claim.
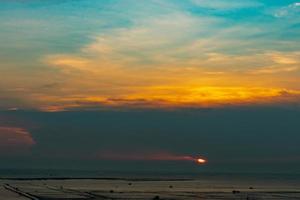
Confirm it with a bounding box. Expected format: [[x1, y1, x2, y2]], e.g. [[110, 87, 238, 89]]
[[0, 169, 299, 182]]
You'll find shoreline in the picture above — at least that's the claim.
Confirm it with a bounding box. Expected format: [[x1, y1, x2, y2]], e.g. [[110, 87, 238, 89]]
[[1, 177, 300, 199], [0, 177, 193, 181]]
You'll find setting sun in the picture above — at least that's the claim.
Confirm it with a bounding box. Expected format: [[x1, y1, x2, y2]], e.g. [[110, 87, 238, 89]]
[[196, 158, 207, 164]]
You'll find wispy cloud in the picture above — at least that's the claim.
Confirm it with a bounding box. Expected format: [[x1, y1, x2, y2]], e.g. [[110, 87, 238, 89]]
[[39, 10, 300, 110], [273, 2, 300, 18], [191, 0, 262, 10], [0, 126, 35, 153]]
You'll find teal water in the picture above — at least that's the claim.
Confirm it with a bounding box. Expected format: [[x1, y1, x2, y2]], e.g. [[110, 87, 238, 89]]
[[0, 169, 299, 183]]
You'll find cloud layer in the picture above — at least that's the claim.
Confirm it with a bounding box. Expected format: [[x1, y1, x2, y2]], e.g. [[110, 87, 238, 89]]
[[0, 0, 300, 111], [0, 126, 35, 154]]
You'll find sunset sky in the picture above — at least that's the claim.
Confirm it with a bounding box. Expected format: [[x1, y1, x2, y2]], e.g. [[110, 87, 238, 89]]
[[0, 0, 300, 172]]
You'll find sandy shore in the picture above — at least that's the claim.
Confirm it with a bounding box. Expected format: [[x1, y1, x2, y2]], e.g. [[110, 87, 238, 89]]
[[1, 178, 300, 199]]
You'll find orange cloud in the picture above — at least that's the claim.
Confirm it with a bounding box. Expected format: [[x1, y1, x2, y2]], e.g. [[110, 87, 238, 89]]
[[96, 151, 207, 164], [0, 127, 35, 153], [33, 86, 300, 112], [41, 45, 300, 111]]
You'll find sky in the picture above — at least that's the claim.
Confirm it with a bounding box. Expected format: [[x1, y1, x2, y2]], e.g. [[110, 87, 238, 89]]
[[0, 0, 300, 173]]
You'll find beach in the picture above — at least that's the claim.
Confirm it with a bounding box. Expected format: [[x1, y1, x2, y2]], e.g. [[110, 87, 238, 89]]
[[1, 176, 300, 200]]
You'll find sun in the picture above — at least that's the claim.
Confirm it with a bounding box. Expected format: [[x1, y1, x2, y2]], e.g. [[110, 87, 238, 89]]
[[196, 158, 207, 164]]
